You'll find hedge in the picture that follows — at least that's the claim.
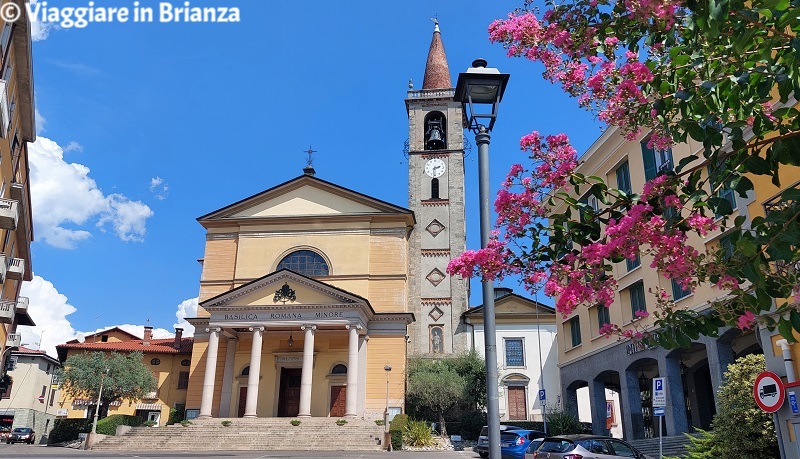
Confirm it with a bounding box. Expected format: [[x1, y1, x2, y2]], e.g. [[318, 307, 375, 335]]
[[48, 418, 93, 444], [390, 413, 408, 450], [96, 414, 143, 435]]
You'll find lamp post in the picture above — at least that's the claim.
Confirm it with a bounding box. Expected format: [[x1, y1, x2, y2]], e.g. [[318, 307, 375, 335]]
[[91, 368, 110, 434], [455, 59, 509, 459], [384, 364, 392, 451]]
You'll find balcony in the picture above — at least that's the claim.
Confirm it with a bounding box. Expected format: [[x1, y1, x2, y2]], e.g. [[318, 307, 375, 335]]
[[5, 332, 20, 347], [15, 296, 28, 314], [0, 300, 13, 323], [6, 257, 23, 280], [0, 255, 7, 282], [142, 391, 158, 400], [0, 199, 18, 230]]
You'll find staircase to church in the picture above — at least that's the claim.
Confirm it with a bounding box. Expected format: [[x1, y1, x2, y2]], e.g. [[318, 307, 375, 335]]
[[628, 434, 696, 458], [92, 417, 386, 451]]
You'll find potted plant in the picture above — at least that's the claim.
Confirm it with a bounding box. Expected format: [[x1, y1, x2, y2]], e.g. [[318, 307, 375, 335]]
[[290, 419, 301, 426], [336, 419, 348, 426], [221, 420, 231, 427], [180, 420, 192, 427]]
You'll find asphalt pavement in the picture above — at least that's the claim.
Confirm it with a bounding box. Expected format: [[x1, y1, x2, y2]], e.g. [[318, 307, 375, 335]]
[[0, 444, 484, 459]]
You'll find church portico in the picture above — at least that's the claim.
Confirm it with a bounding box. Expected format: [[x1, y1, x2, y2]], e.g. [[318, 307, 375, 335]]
[[187, 270, 412, 420]]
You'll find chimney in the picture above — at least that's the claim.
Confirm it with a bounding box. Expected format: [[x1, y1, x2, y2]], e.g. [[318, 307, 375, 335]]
[[174, 328, 183, 349], [143, 326, 153, 346]]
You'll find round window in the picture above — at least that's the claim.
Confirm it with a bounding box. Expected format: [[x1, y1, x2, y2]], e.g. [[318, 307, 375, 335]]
[[181, 359, 190, 367], [150, 358, 161, 365]]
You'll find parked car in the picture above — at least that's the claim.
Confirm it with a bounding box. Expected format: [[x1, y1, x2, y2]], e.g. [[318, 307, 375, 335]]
[[6, 427, 35, 444], [528, 435, 653, 459], [484, 428, 549, 459], [477, 425, 525, 458], [525, 438, 546, 456]]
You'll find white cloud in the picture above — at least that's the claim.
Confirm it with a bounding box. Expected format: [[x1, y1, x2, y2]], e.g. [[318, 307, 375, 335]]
[[174, 297, 198, 336], [149, 176, 168, 201], [63, 141, 83, 153], [19, 275, 189, 357], [29, 0, 59, 42], [28, 136, 154, 248], [34, 107, 46, 134]]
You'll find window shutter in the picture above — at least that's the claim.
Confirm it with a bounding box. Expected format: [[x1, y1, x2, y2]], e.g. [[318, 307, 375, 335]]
[[642, 143, 657, 181]]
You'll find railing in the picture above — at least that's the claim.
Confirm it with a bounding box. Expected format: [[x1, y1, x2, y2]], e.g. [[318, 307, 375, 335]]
[[0, 300, 13, 323], [15, 296, 28, 313], [6, 257, 23, 280], [0, 79, 8, 136], [6, 332, 21, 347], [406, 88, 455, 99]]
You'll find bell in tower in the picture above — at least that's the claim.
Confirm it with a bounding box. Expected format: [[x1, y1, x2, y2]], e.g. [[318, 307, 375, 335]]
[[424, 112, 446, 150]]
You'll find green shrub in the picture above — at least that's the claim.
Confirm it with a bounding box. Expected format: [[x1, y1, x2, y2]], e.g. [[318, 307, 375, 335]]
[[167, 404, 185, 425], [95, 414, 143, 436], [180, 420, 191, 427], [545, 408, 584, 435], [48, 419, 93, 444], [664, 430, 716, 459], [290, 419, 301, 426], [404, 418, 434, 447], [374, 419, 385, 426], [336, 419, 348, 426], [458, 410, 486, 440], [143, 420, 157, 427], [390, 413, 409, 450], [221, 420, 231, 427]]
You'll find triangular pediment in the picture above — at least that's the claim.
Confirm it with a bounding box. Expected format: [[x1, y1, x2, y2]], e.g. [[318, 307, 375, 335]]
[[464, 292, 555, 318], [198, 175, 412, 221], [200, 269, 372, 312]]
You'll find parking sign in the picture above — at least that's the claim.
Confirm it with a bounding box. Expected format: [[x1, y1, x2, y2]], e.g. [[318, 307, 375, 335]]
[[653, 377, 666, 408]]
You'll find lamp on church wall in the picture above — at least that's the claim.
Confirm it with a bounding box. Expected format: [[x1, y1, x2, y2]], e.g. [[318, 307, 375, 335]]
[[455, 58, 509, 459]]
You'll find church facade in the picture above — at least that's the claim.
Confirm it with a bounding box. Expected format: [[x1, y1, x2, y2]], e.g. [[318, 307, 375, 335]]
[[183, 23, 471, 420]]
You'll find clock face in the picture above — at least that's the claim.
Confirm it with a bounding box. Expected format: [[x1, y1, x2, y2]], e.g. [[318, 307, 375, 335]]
[[424, 158, 446, 178]]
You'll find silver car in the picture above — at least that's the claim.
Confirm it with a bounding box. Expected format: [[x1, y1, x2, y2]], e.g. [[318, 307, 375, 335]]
[[530, 435, 653, 459]]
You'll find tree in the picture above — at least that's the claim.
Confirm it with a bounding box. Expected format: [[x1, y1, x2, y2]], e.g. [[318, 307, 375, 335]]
[[449, 0, 800, 347], [59, 351, 157, 419], [711, 354, 779, 458], [406, 363, 466, 437]]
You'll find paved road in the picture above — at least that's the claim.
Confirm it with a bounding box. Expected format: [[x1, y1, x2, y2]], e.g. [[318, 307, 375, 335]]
[[0, 444, 484, 459]]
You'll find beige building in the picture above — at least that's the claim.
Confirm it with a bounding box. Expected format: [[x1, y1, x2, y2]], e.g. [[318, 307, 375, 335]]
[[0, 347, 59, 443], [555, 126, 770, 440], [183, 22, 473, 420], [55, 327, 193, 427], [0, 0, 37, 381]]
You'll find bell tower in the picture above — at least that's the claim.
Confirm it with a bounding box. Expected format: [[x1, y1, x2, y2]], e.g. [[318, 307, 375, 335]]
[[405, 21, 469, 356]]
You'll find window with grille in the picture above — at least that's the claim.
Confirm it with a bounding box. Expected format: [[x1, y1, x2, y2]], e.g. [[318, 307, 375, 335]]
[[570, 317, 582, 347], [277, 250, 329, 276], [505, 339, 524, 367], [616, 161, 632, 195], [597, 305, 611, 330], [642, 141, 674, 181], [672, 278, 691, 301], [177, 371, 189, 390], [629, 282, 647, 317]]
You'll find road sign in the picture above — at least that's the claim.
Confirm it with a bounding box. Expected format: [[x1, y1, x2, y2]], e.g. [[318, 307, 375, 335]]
[[37, 395, 45, 403], [653, 406, 665, 417], [790, 391, 799, 415], [754, 371, 785, 413], [539, 389, 546, 401], [652, 377, 666, 408]]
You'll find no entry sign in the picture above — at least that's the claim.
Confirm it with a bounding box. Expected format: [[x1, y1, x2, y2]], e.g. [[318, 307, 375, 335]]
[[754, 371, 785, 413]]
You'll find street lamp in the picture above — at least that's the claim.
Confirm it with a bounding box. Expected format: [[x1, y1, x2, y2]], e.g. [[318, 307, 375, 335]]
[[455, 59, 509, 459], [91, 368, 110, 435], [384, 364, 392, 451]]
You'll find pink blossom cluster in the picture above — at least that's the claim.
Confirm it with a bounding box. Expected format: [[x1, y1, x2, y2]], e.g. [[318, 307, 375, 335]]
[[446, 239, 514, 282], [623, 0, 683, 28], [736, 311, 757, 330]]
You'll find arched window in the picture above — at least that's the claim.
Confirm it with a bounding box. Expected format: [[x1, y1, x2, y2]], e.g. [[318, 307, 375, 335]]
[[241, 366, 250, 376], [150, 358, 161, 365], [277, 250, 329, 276], [431, 178, 440, 199], [424, 111, 447, 150], [331, 364, 347, 374], [181, 359, 190, 367]]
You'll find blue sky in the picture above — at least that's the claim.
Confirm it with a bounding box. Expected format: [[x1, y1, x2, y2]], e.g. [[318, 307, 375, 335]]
[[20, 0, 602, 355]]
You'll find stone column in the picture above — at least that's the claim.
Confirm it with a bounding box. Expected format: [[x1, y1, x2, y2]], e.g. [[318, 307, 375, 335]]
[[198, 327, 221, 419], [705, 336, 735, 400], [345, 324, 361, 417], [657, 354, 689, 436], [588, 378, 610, 436], [620, 369, 645, 440], [218, 337, 238, 418], [244, 326, 264, 418], [298, 324, 316, 418]]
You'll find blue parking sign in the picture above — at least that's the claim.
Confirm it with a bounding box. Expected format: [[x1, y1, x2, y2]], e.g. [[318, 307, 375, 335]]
[[790, 391, 799, 415], [539, 390, 546, 401], [655, 379, 663, 391]]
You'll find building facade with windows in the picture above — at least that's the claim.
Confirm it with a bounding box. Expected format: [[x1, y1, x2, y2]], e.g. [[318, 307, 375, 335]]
[[0, 0, 37, 385], [463, 288, 559, 422], [0, 347, 60, 443], [555, 126, 766, 441], [183, 22, 473, 421], [55, 327, 193, 427]]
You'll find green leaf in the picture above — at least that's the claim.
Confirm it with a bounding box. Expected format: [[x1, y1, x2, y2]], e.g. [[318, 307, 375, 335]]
[[779, 317, 796, 341], [790, 310, 800, 334]]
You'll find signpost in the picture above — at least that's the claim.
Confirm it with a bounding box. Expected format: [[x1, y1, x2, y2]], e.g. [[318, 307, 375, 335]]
[[754, 371, 785, 413], [652, 377, 666, 459]]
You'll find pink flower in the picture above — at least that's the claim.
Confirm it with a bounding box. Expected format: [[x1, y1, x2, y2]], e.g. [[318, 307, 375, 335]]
[[634, 309, 650, 319], [736, 311, 758, 330]]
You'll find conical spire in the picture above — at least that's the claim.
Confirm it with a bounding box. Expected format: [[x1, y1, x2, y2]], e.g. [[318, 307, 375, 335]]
[[421, 20, 452, 90]]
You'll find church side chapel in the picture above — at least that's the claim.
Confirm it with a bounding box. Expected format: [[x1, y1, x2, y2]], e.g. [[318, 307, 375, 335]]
[[183, 21, 471, 420]]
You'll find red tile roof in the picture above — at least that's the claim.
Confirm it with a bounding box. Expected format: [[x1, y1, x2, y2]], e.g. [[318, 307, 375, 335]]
[[57, 337, 194, 355], [65, 326, 141, 344]]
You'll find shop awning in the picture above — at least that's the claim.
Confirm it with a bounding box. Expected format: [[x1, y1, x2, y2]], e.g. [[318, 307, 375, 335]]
[[136, 403, 162, 410]]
